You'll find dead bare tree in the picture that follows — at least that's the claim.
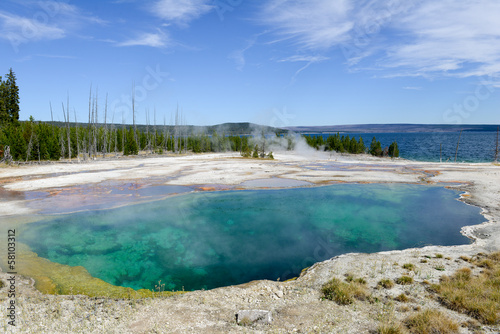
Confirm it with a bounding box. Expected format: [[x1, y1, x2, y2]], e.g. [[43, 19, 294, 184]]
[[25, 126, 34, 162], [88, 85, 92, 160], [145, 108, 150, 154], [62, 98, 71, 161], [153, 108, 157, 154], [109, 107, 116, 155], [122, 111, 126, 154], [92, 90, 98, 159], [132, 83, 138, 150], [103, 93, 108, 158], [74, 110, 80, 161]]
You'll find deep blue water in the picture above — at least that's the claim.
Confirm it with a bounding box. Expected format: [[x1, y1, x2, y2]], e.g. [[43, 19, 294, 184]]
[[309, 132, 499, 162], [20, 184, 484, 291]]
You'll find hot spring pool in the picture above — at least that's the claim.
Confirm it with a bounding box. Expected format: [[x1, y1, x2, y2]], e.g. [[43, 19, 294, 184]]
[[19, 184, 484, 291]]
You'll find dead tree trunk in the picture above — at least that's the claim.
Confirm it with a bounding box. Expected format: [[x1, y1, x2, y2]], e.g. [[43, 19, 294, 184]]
[[103, 93, 108, 158]]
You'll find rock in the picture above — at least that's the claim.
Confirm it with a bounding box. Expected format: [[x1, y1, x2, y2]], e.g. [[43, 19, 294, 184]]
[[236, 309, 272, 325]]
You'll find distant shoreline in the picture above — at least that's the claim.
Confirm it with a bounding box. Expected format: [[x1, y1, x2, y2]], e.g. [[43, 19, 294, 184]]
[[287, 123, 500, 133]]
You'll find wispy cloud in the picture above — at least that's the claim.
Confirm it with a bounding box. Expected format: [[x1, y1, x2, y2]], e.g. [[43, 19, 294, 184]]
[[279, 55, 329, 63], [258, 0, 500, 79], [403, 86, 422, 91], [259, 0, 354, 50], [229, 32, 268, 71], [0, 1, 104, 49], [0, 11, 65, 41], [152, 0, 212, 24], [383, 0, 500, 78], [117, 30, 170, 48], [279, 54, 329, 86]]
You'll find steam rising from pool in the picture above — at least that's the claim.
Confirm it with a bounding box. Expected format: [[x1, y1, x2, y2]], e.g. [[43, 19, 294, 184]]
[[20, 184, 483, 291]]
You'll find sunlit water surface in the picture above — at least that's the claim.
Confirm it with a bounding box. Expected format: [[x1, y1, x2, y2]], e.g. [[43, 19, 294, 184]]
[[20, 184, 484, 291]]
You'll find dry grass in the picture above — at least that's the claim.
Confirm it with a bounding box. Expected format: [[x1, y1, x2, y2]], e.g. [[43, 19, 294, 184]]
[[321, 277, 368, 305], [396, 276, 413, 285], [402, 263, 415, 271], [395, 293, 410, 303], [377, 278, 395, 289], [431, 252, 500, 325], [377, 323, 406, 334], [459, 255, 472, 262], [404, 309, 459, 333]]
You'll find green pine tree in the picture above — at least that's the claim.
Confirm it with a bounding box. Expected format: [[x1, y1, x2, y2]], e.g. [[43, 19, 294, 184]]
[[357, 137, 365, 153], [0, 76, 8, 125], [369, 137, 383, 156], [4, 69, 20, 125], [252, 144, 259, 158], [388, 141, 399, 158], [124, 128, 138, 155]]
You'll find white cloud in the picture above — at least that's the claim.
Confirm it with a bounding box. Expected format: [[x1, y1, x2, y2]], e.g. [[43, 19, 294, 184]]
[[0, 11, 65, 42], [117, 31, 170, 48], [229, 32, 269, 71], [383, 0, 500, 78], [152, 0, 212, 24], [258, 0, 500, 79], [0, 1, 104, 49], [259, 0, 354, 50], [279, 55, 329, 63], [279, 54, 329, 86]]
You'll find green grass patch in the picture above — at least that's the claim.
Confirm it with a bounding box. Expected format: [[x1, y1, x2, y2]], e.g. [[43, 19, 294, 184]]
[[321, 277, 368, 305]]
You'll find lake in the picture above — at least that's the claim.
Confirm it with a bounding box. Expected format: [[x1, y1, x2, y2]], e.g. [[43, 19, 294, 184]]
[[309, 131, 499, 162]]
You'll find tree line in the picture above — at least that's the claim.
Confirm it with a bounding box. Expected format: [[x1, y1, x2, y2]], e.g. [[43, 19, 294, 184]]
[[0, 118, 282, 162], [0, 69, 283, 162], [304, 133, 399, 158]]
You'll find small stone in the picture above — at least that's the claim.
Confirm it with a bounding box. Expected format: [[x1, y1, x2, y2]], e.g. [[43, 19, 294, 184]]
[[275, 290, 284, 298], [236, 309, 272, 325]]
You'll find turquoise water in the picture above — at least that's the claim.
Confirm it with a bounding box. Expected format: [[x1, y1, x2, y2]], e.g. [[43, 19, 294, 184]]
[[20, 184, 484, 291]]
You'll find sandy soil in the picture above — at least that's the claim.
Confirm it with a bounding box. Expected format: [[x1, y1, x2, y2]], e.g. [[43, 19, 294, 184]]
[[0, 150, 499, 333]]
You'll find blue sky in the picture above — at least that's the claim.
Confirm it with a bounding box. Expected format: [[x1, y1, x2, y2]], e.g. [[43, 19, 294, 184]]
[[1, 0, 499, 127]]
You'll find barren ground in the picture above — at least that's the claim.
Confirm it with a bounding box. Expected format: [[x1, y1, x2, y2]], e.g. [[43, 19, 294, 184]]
[[1, 151, 499, 333]]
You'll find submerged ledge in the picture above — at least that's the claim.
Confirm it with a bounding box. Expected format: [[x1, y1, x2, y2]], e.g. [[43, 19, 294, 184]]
[[0, 151, 499, 332]]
